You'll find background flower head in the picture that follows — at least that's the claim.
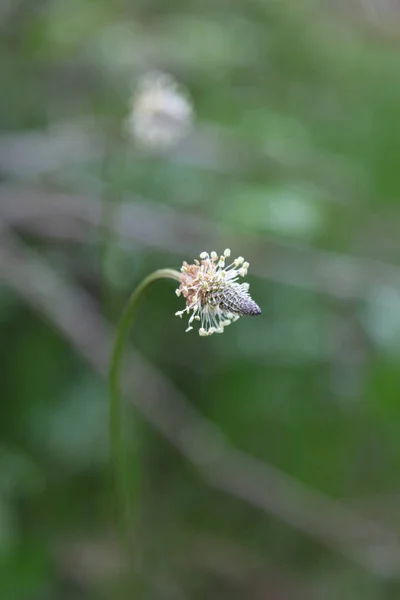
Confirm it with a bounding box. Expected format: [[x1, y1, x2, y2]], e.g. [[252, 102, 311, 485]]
[[126, 71, 193, 150]]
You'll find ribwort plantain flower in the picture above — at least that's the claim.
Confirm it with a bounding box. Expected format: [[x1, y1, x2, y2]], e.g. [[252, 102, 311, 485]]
[[109, 251, 261, 548], [175, 249, 261, 336], [126, 71, 193, 150]]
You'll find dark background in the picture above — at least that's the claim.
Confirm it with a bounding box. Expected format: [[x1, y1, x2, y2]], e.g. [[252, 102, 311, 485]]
[[2, 1, 400, 598]]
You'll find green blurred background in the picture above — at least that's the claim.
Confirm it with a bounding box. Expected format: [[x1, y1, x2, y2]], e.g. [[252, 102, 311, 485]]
[[2, 0, 400, 598]]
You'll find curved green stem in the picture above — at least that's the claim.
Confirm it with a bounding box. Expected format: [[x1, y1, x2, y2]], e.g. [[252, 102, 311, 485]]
[[108, 268, 181, 541]]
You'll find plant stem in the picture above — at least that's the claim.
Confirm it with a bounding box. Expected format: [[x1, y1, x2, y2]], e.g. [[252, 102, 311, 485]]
[[108, 268, 181, 547]]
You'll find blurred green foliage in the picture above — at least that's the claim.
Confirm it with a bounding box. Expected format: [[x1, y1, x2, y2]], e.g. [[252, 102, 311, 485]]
[[2, 0, 400, 598]]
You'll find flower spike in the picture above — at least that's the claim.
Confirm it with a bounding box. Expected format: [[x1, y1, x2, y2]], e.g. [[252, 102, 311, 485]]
[[175, 250, 261, 336]]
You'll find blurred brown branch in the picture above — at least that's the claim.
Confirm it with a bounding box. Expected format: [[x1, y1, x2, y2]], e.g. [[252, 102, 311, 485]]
[[58, 532, 312, 598], [0, 222, 400, 578], [1, 185, 400, 302]]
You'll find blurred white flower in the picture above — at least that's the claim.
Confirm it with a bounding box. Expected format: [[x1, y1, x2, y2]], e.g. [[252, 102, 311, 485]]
[[126, 71, 193, 150]]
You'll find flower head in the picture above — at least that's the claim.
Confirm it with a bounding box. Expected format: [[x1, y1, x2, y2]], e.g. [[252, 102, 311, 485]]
[[126, 71, 193, 150], [175, 249, 261, 336]]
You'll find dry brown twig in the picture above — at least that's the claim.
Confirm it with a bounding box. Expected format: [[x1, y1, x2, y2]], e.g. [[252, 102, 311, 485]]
[[0, 221, 400, 578], [2, 185, 400, 303]]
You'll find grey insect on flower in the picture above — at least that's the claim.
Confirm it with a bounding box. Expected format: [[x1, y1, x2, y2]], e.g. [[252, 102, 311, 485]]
[[175, 249, 261, 336]]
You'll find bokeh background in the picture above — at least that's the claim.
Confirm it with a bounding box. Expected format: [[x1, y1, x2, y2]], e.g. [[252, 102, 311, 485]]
[[2, 0, 400, 598]]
